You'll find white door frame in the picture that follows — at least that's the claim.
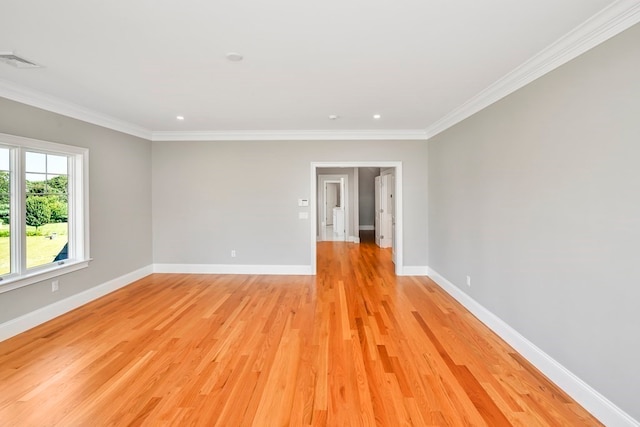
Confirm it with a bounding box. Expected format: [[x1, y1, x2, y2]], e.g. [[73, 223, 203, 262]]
[[310, 161, 403, 275]]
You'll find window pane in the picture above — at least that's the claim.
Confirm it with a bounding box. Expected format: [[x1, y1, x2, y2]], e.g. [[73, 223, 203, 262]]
[[26, 152, 46, 173], [0, 170, 9, 275], [26, 173, 47, 193], [25, 151, 70, 269], [47, 155, 68, 175], [0, 195, 9, 276], [0, 148, 8, 170], [46, 174, 68, 195], [26, 194, 68, 269], [0, 148, 9, 275]]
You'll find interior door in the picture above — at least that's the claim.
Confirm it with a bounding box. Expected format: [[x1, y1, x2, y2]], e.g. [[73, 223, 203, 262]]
[[325, 183, 338, 225], [379, 174, 392, 248], [375, 175, 392, 248], [389, 173, 396, 263], [375, 176, 381, 246]]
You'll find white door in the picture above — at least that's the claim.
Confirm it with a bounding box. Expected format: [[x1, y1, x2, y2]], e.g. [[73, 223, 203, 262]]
[[375, 175, 392, 248], [389, 174, 396, 263], [325, 183, 338, 225], [375, 176, 381, 245]]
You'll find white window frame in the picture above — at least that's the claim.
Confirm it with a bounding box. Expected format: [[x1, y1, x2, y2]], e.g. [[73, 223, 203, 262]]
[[0, 133, 90, 294]]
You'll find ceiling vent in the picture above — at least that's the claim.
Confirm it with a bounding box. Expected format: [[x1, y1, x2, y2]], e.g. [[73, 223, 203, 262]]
[[0, 52, 42, 68]]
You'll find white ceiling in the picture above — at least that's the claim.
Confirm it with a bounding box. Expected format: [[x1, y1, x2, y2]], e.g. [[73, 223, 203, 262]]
[[0, 0, 638, 140]]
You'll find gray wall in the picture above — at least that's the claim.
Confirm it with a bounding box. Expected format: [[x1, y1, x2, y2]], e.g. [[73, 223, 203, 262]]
[[427, 23, 640, 419], [153, 140, 428, 266], [358, 167, 380, 227], [0, 97, 153, 324]]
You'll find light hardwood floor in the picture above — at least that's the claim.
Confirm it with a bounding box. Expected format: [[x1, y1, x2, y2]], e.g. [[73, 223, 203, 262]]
[[0, 235, 601, 426]]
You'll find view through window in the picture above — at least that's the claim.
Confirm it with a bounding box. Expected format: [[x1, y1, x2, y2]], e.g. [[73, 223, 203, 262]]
[[0, 133, 88, 292], [25, 151, 69, 269], [0, 148, 9, 275]]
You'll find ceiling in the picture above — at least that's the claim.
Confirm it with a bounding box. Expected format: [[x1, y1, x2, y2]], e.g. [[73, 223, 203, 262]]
[[0, 0, 637, 141]]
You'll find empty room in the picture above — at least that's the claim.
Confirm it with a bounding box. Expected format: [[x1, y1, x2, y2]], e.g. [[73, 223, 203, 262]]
[[0, 1, 639, 425]]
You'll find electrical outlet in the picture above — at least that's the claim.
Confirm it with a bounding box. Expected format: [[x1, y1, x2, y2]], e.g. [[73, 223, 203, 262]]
[[52, 280, 59, 292], [231, 250, 236, 258], [466, 275, 471, 287]]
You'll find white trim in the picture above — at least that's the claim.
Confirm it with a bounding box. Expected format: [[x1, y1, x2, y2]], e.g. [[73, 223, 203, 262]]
[[151, 130, 427, 142], [0, 132, 89, 154], [2, 4, 637, 145], [399, 266, 428, 276], [0, 5, 637, 144], [0, 260, 90, 294], [359, 225, 375, 231], [427, 267, 640, 427], [0, 265, 152, 342], [0, 5, 640, 146], [310, 161, 403, 276], [424, 0, 640, 140], [153, 264, 312, 275], [0, 79, 151, 140], [348, 236, 360, 243]]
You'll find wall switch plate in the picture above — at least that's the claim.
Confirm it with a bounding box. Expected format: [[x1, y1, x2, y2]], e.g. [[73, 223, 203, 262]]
[[299, 212, 309, 219], [466, 276, 471, 287], [298, 199, 309, 207], [52, 280, 59, 292], [231, 250, 236, 257]]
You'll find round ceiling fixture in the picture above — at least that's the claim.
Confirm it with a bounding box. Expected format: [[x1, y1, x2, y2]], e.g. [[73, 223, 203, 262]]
[[176, 115, 185, 121], [328, 115, 339, 120], [373, 114, 382, 120], [226, 52, 244, 62]]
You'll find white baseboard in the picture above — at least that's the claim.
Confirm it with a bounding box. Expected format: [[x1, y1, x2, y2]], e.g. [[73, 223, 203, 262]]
[[0, 265, 153, 343], [359, 225, 374, 231], [153, 263, 313, 275], [398, 266, 429, 276], [427, 267, 639, 427], [348, 235, 361, 243]]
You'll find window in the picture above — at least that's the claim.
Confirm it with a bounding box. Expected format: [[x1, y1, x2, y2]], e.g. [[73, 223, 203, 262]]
[[0, 133, 90, 293]]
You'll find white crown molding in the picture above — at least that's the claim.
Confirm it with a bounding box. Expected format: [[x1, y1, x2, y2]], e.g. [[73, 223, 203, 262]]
[[151, 129, 427, 142], [425, 0, 640, 140], [2, 1, 638, 143], [0, 79, 152, 140]]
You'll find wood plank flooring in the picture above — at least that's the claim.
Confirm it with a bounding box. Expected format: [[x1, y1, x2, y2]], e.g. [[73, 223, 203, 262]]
[[0, 235, 602, 426]]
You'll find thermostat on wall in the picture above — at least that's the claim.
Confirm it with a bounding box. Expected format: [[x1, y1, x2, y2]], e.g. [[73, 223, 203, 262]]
[[298, 199, 309, 207]]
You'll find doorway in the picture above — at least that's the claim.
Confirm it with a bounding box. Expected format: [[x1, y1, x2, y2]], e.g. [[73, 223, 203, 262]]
[[310, 162, 403, 275], [321, 178, 345, 241], [317, 173, 349, 242]]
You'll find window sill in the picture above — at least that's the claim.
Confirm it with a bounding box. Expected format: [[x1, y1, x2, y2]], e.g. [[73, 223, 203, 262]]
[[0, 259, 92, 294]]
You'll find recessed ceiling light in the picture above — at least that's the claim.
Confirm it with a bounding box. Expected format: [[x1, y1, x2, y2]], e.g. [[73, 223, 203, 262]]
[[328, 115, 339, 120], [373, 114, 382, 120], [176, 115, 185, 121], [226, 52, 243, 62]]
